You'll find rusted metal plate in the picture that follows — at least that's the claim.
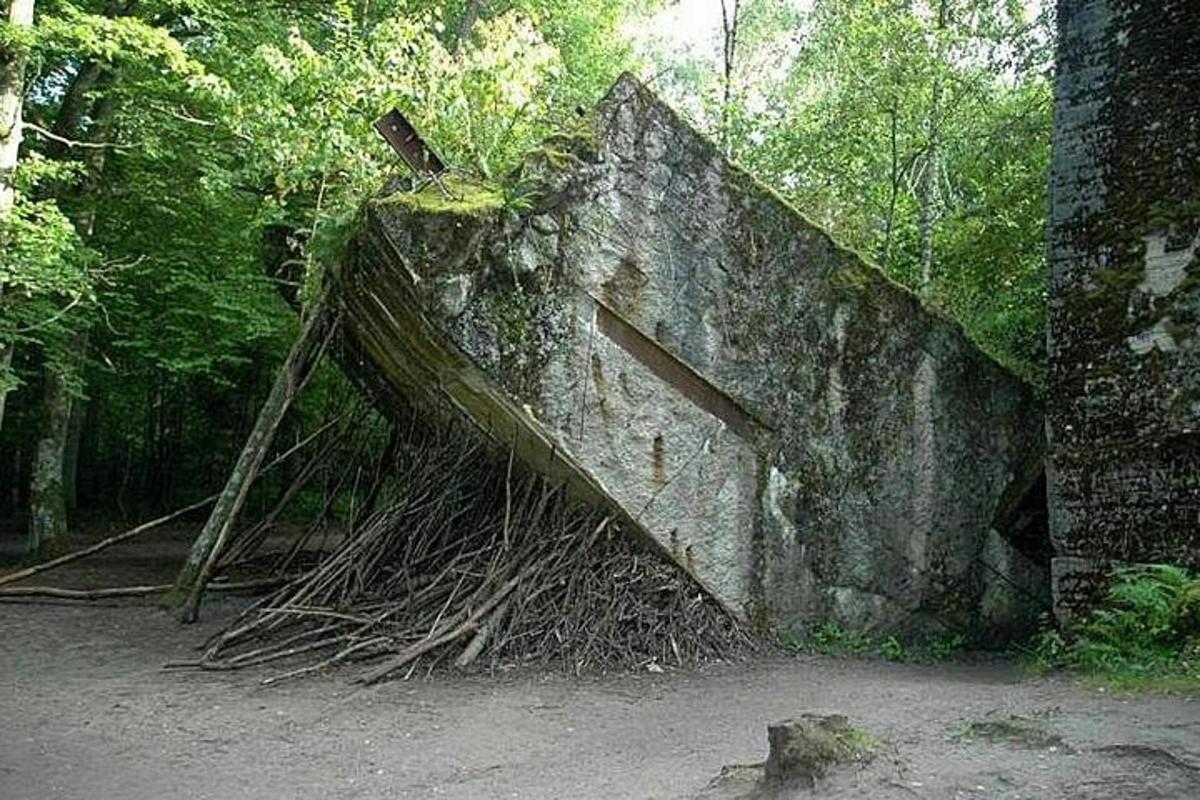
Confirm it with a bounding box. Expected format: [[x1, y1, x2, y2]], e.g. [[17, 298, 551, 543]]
[[374, 109, 446, 176], [593, 299, 757, 440]]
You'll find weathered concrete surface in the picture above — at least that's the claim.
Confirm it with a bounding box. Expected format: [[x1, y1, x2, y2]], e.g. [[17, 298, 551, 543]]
[[1047, 1, 1200, 620], [341, 75, 1046, 640]]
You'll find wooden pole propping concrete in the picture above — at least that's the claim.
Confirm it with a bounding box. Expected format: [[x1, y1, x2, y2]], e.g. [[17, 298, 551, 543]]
[[172, 300, 340, 622]]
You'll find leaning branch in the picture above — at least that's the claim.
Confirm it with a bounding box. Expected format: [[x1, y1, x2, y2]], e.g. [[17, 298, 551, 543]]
[[173, 300, 339, 622], [0, 494, 217, 588], [0, 416, 337, 589]]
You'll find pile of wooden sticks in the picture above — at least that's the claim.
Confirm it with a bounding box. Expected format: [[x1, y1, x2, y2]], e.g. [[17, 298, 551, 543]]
[[200, 419, 755, 683]]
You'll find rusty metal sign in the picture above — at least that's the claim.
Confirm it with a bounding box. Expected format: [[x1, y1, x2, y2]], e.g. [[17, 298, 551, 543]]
[[374, 109, 446, 176]]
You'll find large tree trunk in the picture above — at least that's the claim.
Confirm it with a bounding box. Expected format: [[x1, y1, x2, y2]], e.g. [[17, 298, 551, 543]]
[[23, 79, 113, 556], [45, 62, 104, 157], [0, 0, 37, 435], [172, 302, 336, 622], [28, 357, 74, 558]]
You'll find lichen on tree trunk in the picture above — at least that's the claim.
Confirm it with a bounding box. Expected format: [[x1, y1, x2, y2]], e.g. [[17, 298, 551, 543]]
[[28, 362, 74, 559]]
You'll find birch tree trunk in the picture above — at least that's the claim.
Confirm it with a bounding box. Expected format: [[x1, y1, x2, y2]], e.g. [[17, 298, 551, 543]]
[[917, 0, 948, 297], [0, 0, 37, 434]]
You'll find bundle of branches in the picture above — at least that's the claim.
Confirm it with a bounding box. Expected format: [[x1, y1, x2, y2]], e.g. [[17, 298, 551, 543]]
[[200, 419, 755, 683]]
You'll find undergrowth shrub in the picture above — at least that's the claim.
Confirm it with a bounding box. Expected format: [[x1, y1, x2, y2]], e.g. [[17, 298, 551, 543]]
[[1033, 564, 1200, 688], [783, 622, 967, 663]]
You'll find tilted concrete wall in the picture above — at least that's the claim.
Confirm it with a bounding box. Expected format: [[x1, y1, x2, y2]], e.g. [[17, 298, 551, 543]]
[[1048, 1, 1200, 619], [342, 75, 1048, 640]]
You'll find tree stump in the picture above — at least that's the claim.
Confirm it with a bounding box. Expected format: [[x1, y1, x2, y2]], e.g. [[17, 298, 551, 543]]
[[763, 713, 870, 788]]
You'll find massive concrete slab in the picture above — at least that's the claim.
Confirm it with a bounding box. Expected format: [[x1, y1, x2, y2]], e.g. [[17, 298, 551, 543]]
[[341, 75, 1047, 640]]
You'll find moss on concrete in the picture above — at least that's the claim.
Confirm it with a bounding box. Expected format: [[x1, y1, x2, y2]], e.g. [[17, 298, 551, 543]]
[[378, 175, 503, 216]]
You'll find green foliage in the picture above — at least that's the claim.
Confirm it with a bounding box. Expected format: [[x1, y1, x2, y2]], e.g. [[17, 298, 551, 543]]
[[33, 3, 207, 77], [0, 196, 93, 303], [1, 0, 651, 516], [0, 157, 97, 397], [783, 622, 967, 663], [643, 0, 1054, 381], [920, 633, 969, 662], [2, 0, 1057, 527], [801, 621, 873, 656], [1030, 565, 1200, 691], [879, 635, 907, 662]]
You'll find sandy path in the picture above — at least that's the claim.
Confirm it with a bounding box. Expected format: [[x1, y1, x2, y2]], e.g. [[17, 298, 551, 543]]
[[2, 596, 1199, 800]]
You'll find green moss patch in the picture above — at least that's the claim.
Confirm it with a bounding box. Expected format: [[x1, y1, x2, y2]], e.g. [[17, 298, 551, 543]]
[[378, 175, 503, 216]]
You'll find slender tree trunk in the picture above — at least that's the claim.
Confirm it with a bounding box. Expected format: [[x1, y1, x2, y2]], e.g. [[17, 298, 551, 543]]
[[28, 358, 74, 558], [6, 436, 23, 511], [0, 0, 37, 435], [917, 84, 940, 294], [882, 105, 900, 270], [172, 302, 337, 622], [719, 0, 741, 157], [917, 0, 948, 297], [0, 343, 12, 433], [450, 0, 486, 54]]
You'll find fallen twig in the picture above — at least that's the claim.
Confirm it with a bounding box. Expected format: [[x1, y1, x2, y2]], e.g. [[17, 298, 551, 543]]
[[0, 576, 292, 600]]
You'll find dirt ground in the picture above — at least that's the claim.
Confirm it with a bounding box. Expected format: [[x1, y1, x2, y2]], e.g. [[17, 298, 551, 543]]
[[2, 526, 1199, 799]]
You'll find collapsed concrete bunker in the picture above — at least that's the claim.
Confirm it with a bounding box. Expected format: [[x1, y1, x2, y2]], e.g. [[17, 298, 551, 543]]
[[338, 75, 1049, 642]]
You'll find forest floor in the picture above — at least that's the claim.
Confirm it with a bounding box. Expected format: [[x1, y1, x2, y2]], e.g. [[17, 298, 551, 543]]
[[1, 524, 1199, 800]]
